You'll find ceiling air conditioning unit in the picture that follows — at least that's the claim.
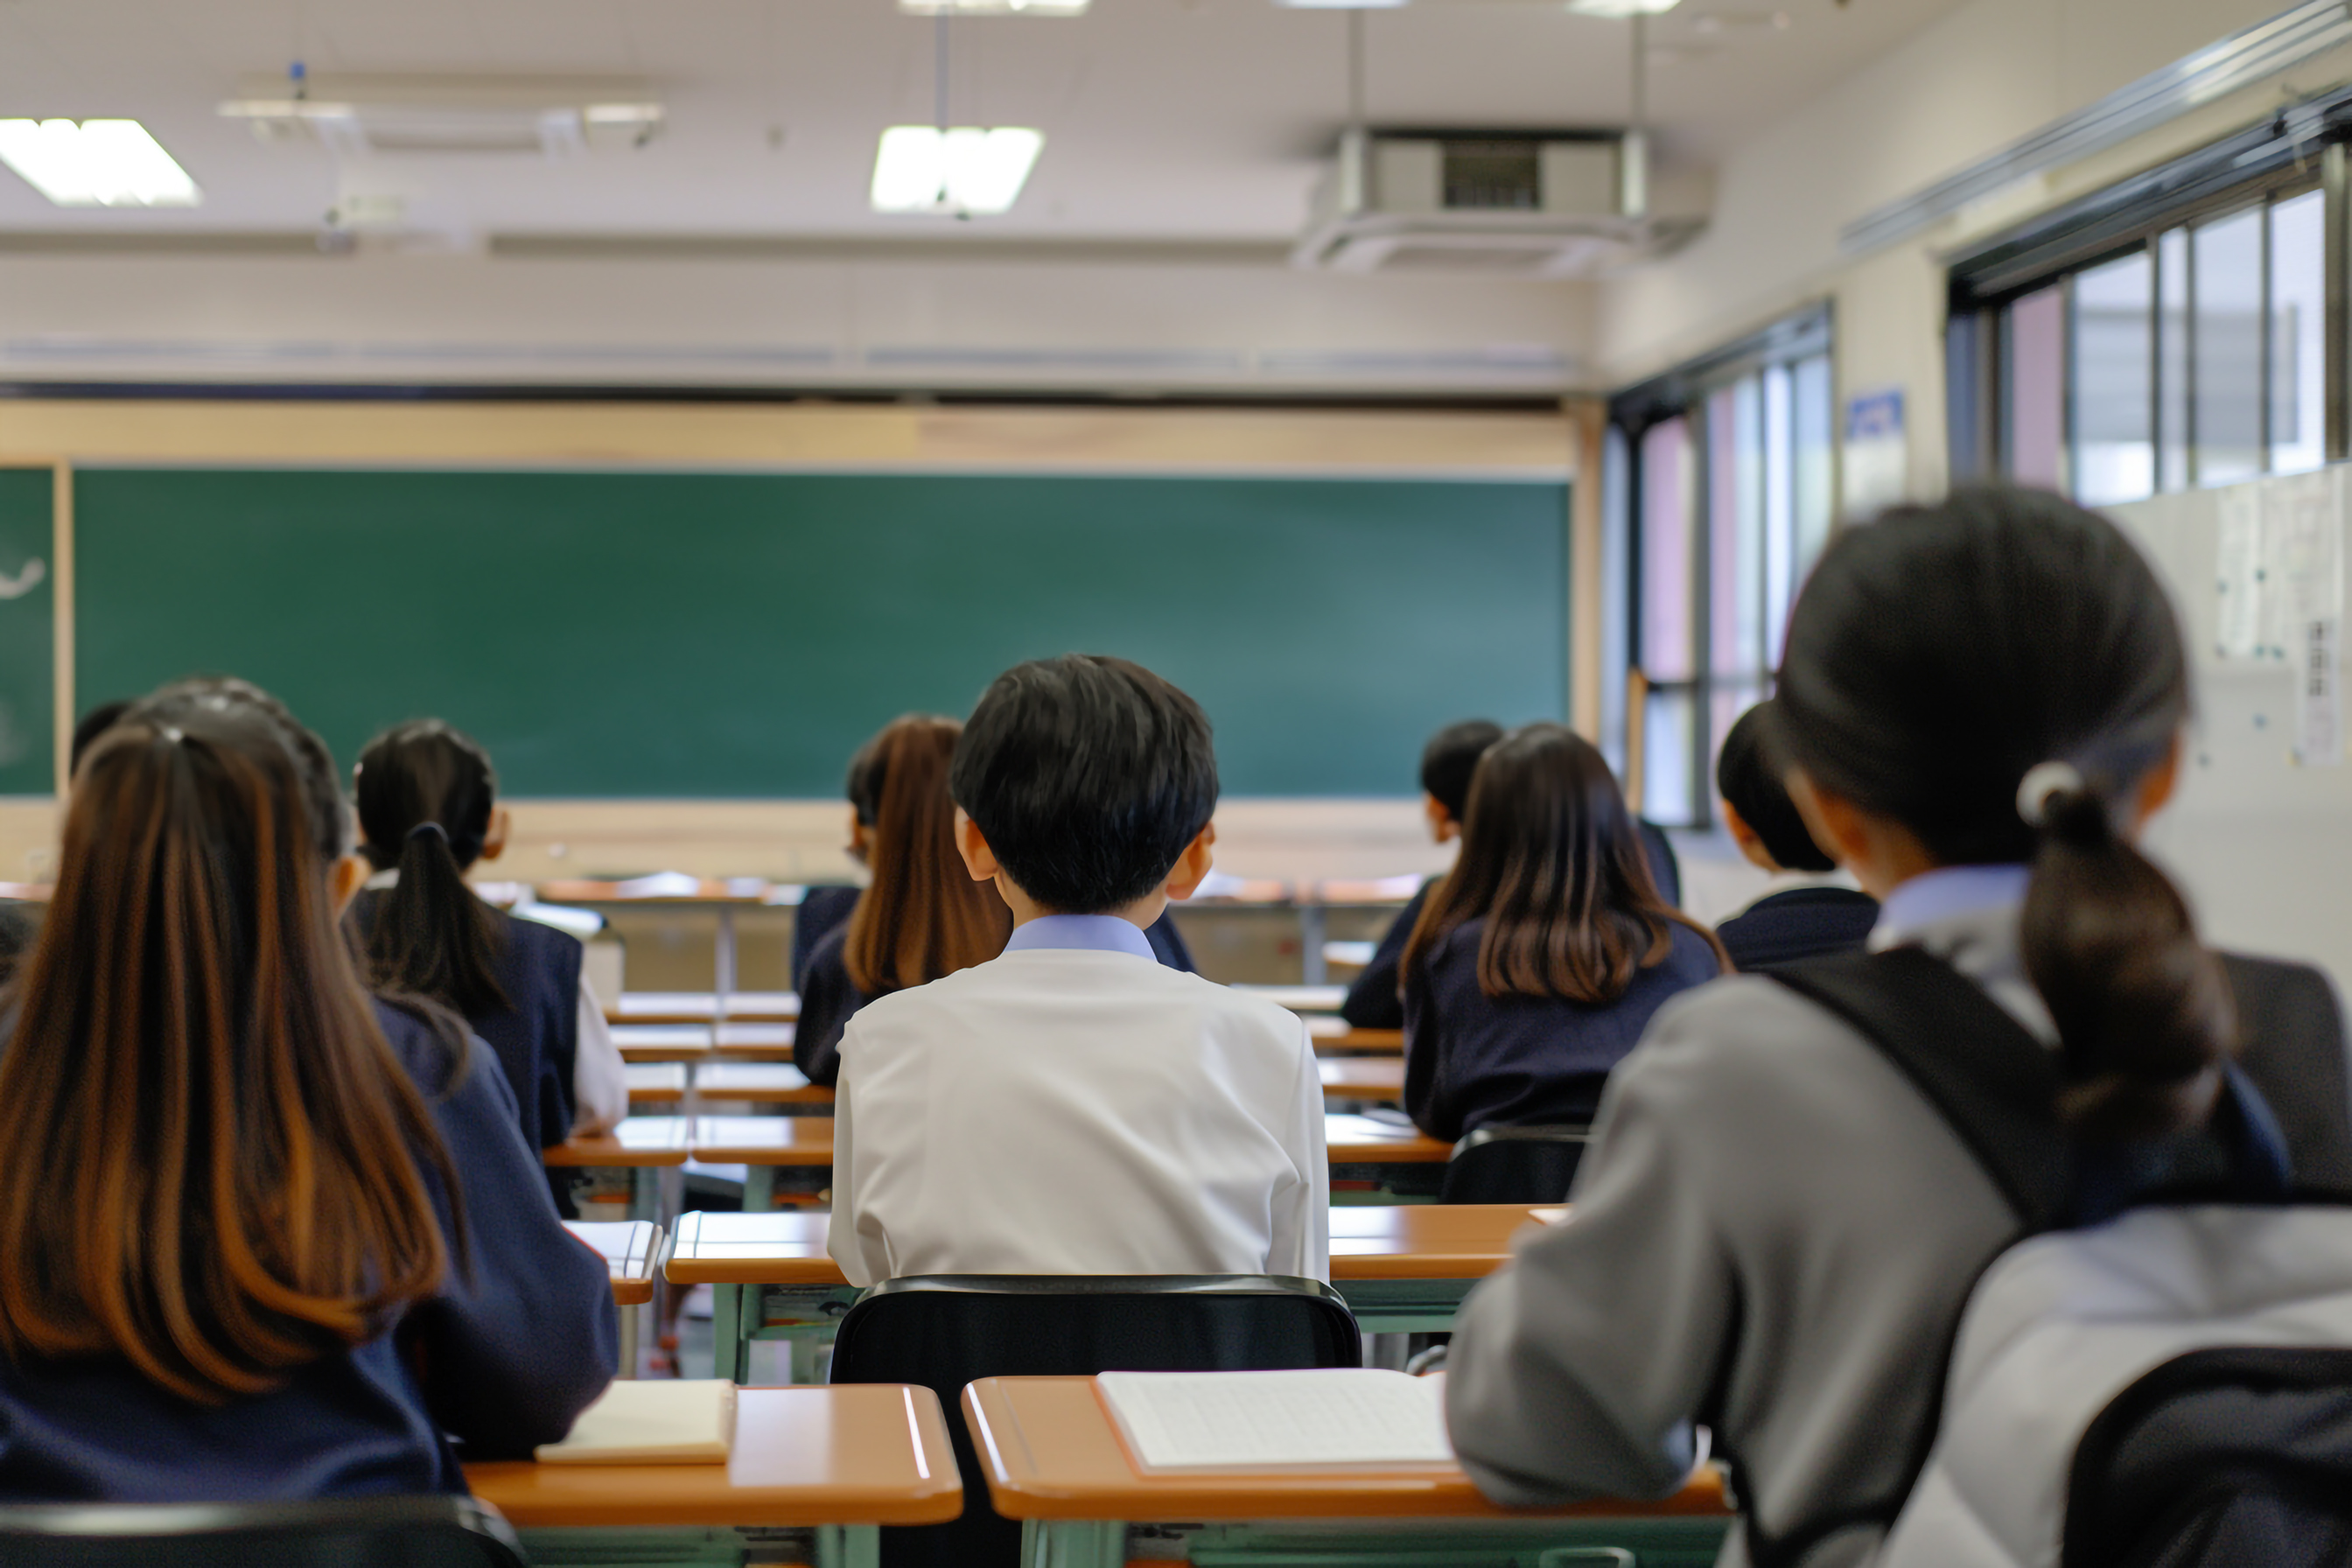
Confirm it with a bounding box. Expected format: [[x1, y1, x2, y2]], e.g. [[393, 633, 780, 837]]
[[1294, 130, 1701, 277], [220, 76, 664, 159]]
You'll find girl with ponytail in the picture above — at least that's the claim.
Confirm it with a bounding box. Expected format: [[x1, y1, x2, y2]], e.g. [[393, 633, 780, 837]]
[[1442, 488, 2290, 1568], [0, 689, 612, 1497], [350, 721, 627, 1177], [796, 715, 1014, 1086]]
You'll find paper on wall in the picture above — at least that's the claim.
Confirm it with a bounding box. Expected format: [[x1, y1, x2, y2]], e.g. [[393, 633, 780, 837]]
[[2216, 482, 2264, 661], [2264, 468, 2346, 766]]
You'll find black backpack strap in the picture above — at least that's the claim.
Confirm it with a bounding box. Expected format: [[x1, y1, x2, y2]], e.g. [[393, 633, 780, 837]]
[[1770, 948, 2074, 1235]]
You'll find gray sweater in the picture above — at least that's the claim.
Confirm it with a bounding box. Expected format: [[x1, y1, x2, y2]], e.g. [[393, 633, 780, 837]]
[[1443, 870, 2045, 1568]]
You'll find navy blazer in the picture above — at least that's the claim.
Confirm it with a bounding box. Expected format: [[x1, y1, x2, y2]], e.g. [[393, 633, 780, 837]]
[[1717, 886, 1881, 973], [0, 899, 32, 984], [1404, 916, 1721, 1142], [2223, 952, 2352, 1194], [0, 1000, 615, 1501], [791, 886, 863, 988], [795, 907, 1198, 1087]]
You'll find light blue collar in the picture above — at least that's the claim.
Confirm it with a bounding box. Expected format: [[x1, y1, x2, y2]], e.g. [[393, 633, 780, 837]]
[[1003, 914, 1158, 962], [1872, 864, 2032, 948]]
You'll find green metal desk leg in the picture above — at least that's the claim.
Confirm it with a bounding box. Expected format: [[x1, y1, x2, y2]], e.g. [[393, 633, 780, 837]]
[[1023, 1519, 1126, 1568], [814, 1523, 880, 1568], [630, 1167, 658, 1222], [708, 1284, 745, 1382], [743, 1166, 776, 1214]]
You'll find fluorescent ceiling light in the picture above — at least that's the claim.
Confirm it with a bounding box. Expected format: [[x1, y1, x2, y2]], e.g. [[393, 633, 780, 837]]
[[0, 119, 200, 207], [1277, 0, 1410, 9], [1564, 0, 1680, 14], [871, 126, 1043, 215], [900, 0, 1088, 14]]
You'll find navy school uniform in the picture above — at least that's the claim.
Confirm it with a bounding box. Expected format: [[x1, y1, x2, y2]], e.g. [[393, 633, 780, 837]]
[[1343, 822, 1684, 1032], [791, 885, 864, 989], [0, 999, 616, 1501], [1716, 885, 1881, 972], [1402, 915, 1721, 1143], [794, 907, 1199, 1087]]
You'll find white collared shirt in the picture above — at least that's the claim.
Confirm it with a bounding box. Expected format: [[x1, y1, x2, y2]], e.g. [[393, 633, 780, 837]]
[[1869, 863, 2055, 1042], [829, 914, 1330, 1284]]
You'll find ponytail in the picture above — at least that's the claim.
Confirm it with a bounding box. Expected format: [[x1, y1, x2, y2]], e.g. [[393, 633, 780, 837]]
[[2017, 766, 2235, 1141], [353, 721, 508, 1017]]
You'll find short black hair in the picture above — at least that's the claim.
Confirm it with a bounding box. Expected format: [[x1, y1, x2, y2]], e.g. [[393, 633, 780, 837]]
[[1419, 719, 1504, 821], [1715, 700, 1834, 872], [950, 654, 1219, 915], [69, 700, 133, 775]]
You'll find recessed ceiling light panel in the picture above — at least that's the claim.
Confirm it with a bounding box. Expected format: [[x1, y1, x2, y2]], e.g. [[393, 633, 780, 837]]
[[871, 126, 1043, 215], [900, 0, 1088, 14], [0, 119, 200, 207], [1564, 0, 1682, 15]]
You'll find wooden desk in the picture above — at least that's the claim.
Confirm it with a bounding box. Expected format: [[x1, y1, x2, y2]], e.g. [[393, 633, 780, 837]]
[[1320, 1057, 1404, 1102], [564, 1219, 665, 1377], [624, 1063, 690, 1104], [714, 1020, 798, 1058], [692, 1114, 835, 1217], [1316, 1027, 1404, 1056], [1233, 983, 1349, 1014], [612, 1023, 714, 1062], [960, 1376, 1727, 1568], [544, 1117, 690, 1222], [606, 992, 802, 1027], [668, 1205, 1550, 1380], [1326, 1113, 1451, 1164], [696, 1060, 834, 1105], [465, 1384, 962, 1547]]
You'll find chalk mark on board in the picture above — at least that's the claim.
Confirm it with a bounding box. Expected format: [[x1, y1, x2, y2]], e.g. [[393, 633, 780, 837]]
[[0, 558, 45, 600]]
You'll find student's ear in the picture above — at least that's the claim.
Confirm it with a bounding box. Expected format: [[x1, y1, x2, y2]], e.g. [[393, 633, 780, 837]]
[[479, 806, 510, 864], [1421, 793, 1459, 845], [1160, 822, 1218, 903], [2124, 730, 2184, 842], [328, 852, 369, 916], [847, 809, 872, 868], [1719, 799, 1780, 875], [954, 807, 1001, 883], [1787, 770, 1937, 901]]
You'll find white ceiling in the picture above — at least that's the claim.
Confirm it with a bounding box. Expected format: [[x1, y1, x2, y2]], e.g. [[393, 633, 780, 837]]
[[0, 0, 1972, 244]]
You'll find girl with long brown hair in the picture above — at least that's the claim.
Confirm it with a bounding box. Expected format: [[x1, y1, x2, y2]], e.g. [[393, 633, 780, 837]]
[[796, 715, 1013, 1085], [1401, 722, 1726, 1142], [0, 688, 613, 1500]]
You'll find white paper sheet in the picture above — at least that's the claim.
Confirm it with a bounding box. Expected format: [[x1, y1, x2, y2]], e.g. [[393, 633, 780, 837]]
[[1096, 1368, 1452, 1471]]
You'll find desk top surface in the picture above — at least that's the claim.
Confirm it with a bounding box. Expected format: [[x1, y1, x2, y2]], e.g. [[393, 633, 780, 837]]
[[696, 1061, 830, 1102], [564, 1219, 664, 1306], [624, 1063, 690, 1101], [1315, 1028, 1404, 1055], [690, 1114, 836, 1164], [666, 1204, 1548, 1286], [607, 992, 801, 1025], [1319, 1058, 1404, 1098], [1325, 1114, 1452, 1163], [961, 1376, 1727, 1522], [464, 1384, 962, 1529], [543, 1117, 692, 1166]]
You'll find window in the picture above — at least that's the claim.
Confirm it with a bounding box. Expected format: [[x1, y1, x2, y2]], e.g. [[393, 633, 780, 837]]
[[1950, 104, 2342, 494], [1608, 308, 1834, 827]]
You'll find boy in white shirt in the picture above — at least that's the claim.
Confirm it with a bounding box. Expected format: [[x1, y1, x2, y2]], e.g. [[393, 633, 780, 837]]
[[828, 654, 1329, 1285]]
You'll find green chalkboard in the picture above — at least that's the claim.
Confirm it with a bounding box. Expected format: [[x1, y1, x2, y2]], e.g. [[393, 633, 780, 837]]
[[75, 470, 1568, 798], [0, 467, 52, 796]]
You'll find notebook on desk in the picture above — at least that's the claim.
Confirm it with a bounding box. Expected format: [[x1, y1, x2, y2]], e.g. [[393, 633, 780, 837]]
[[1096, 1369, 1452, 1474], [536, 1379, 738, 1465]]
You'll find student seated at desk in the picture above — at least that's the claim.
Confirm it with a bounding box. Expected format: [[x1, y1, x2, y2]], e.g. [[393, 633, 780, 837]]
[[796, 716, 1013, 1086], [346, 722, 627, 1167], [830, 654, 1327, 1283], [1440, 490, 2296, 1564], [0, 696, 613, 1501], [1712, 700, 1879, 971], [1401, 724, 1724, 1142], [794, 725, 1198, 1011], [1345, 721, 1684, 1032]]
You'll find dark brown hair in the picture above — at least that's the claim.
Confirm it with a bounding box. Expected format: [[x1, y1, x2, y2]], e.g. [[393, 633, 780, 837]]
[[1404, 723, 1726, 1001], [0, 704, 456, 1403], [1777, 486, 2226, 1140], [843, 715, 1012, 996], [353, 720, 508, 1018]]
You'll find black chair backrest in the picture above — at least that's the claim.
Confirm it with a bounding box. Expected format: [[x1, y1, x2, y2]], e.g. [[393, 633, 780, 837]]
[[830, 1274, 1362, 1568], [0, 1496, 526, 1568], [1440, 1124, 1592, 1204]]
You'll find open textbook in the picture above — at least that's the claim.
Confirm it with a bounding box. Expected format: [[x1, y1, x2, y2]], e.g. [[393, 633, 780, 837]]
[[535, 1379, 738, 1465], [1096, 1368, 1452, 1473]]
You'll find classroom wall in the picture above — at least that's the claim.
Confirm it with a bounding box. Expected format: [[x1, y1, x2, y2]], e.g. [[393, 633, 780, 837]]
[[0, 247, 1598, 397], [1599, 0, 2352, 500]]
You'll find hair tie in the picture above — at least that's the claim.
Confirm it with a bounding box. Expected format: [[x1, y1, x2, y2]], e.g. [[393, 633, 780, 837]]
[[2016, 760, 2086, 828], [407, 821, 450, 845]]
